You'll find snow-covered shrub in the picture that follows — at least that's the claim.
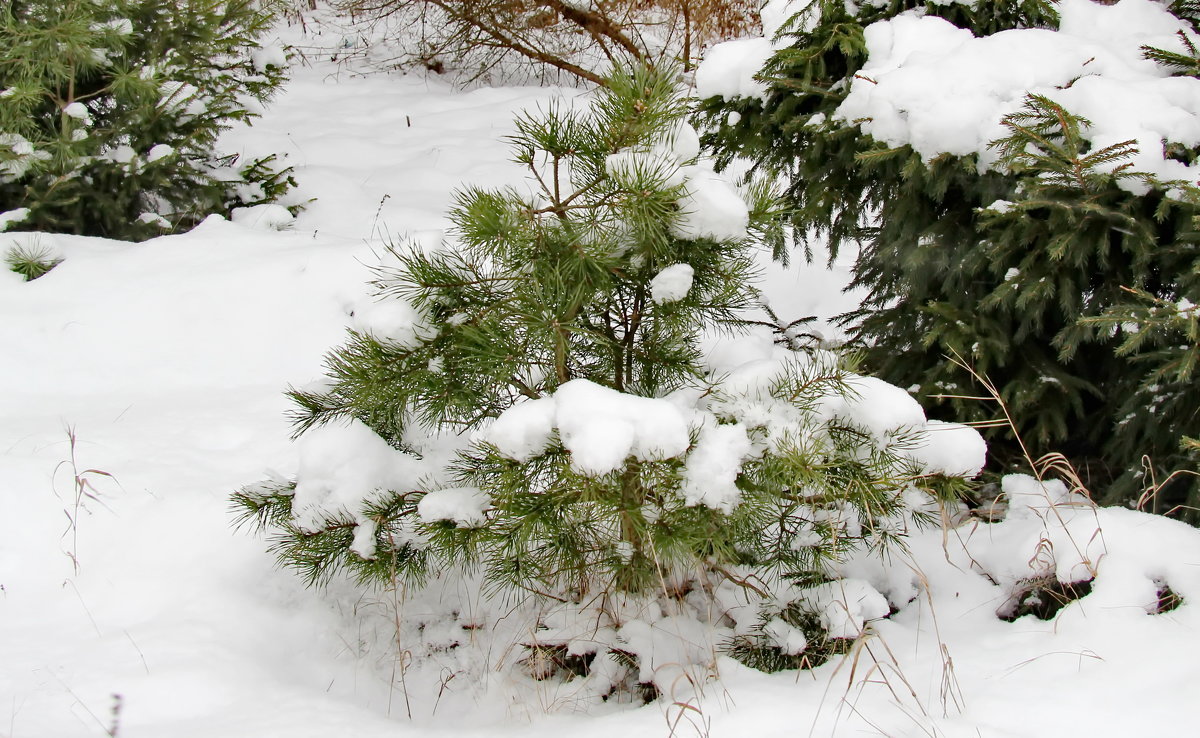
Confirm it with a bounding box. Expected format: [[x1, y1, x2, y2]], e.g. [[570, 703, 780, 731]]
[[235, 64, 985, 699], [697, 0, 1200, 516], [0, 0, 296, 241]]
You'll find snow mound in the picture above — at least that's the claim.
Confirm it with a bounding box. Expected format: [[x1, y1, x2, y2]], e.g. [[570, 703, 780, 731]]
[[231, 203, 295, 230]]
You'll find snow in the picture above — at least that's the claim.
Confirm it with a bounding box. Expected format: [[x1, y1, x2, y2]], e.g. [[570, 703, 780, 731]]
[[905, 419, 989, 478], [63, 101, 92, 122], [761, 0, 815, 39], [485, 379, 693, 476], [698, 0, 1200, 188], [607, 123, 749, 243], [693, 37, 773, 100], [670, 165, 749, 241], [230, 202, 295, 230], [648, 262, 693, 304], [556, 379, 691, 475], [0, 206, 30, 231], [836, 0, 1200, 182], [291, 417, 420, 537], [349, 293, 432, 348], [681, 422, 754, 512], [836, 374, 928, 440], [481, 395, 557, 461], [795, 578, 891, 638], [693, 0, 820, 101], [251, 43, 289, 72], [417, 487, 490, 527], [656, 118, 701, 162], [146, 143, 174, 162], [3, 3, 1200, 737], [762, 617, 807, 655]]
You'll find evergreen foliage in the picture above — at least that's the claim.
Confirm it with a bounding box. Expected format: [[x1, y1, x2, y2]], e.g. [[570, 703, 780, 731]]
[[697, 0, 1200, 517], [4, 238, 62, 280], [725, 601, 848, 673], [0, 0, 295, 240], [235, 65, 968, 675]]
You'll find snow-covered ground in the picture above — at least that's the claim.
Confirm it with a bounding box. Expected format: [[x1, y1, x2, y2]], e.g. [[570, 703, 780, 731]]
[[4, 4, 1200, 736]]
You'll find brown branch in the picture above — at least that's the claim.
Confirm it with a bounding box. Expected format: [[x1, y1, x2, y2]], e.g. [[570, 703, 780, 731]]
[[711, 563, 770, 598], [423, 0, 608, 85], [543, 0, 646, 63]]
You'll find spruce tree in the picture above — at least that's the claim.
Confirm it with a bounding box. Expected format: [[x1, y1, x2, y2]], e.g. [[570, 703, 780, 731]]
[[235, 64, 975, 685], [0, 0, 295, 240], [698, 0, 1200, 516]]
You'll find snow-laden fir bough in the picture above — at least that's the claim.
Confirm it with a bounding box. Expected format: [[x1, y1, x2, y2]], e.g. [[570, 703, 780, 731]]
[[235, 64, 984, 700], [697, 0, 1200, 517]]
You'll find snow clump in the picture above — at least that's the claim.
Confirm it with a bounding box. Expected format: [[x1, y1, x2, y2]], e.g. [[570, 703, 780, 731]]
[[146, 144, 174, 163], [681, 422, 754, 512], [417, 487, 490, 527], [795, 578, 891, 638], [0, 208, 30, 232], [484, 379, 691, 476], [291, 418, 426, 555], [649, 262, 694, 304], [669, 166, 749, 242], [251, 42, 289, 72], [693, 38, 774, 100], [604, 120, 749, 243]]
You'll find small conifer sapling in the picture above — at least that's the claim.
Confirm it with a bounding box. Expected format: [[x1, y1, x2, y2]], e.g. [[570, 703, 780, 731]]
[[236, 64, 981, 692]]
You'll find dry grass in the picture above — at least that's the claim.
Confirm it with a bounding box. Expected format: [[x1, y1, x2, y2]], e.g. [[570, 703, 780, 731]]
[[54, 425, 118, 576]]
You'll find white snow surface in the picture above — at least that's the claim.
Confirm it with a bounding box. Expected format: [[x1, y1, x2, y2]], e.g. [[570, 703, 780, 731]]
[[3, 5, 1200, 737]]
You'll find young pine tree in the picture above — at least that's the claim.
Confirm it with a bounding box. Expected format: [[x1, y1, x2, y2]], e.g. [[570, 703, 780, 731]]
[[0, 0, 295, 240], [235, 65, 977, 686]]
